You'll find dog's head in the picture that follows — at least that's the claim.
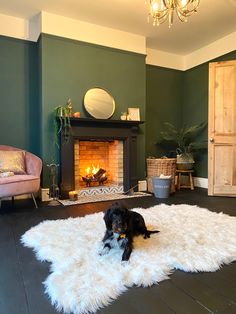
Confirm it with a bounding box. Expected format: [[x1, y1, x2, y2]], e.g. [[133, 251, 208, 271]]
[[104, 202, 129, 234]]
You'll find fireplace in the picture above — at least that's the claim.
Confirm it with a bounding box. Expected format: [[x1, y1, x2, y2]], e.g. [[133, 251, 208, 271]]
[[60, 118, 143, 198], [74, 139, 124, 189]]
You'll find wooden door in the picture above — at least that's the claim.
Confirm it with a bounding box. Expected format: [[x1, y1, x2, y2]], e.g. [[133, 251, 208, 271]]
[[208, 60, 236, 196]]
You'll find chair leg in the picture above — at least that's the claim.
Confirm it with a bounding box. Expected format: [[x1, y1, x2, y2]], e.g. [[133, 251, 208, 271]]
[[31, 193, 38, 208], [0, 198, 1, 209], [12, 196, 14, 207]]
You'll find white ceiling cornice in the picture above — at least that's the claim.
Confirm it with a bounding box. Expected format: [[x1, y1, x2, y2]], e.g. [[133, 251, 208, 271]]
[[0, 13, 29, 40], [147, 31, 236, 71], [0, 11, 235, 71], [0, 12, 146, 55], [183, 31, 236, 70], [40, 12, 146, 55]]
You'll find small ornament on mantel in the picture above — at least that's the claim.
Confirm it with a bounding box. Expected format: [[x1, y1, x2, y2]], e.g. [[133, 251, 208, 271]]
[[73, 111, 81, 118], [126, 113, 131, 121], [120, 112, 127, 120]]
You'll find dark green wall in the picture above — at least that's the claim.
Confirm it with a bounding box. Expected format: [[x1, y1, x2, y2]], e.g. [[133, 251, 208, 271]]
[[40, 34, 146, 185], [182, 63, 208, 177], [182, 50, 236, 177], [0, 36, 40, 155], [146, 65, 183, 159], [1, 33, 235, 182], [146, 50, 236, 178], [146, 63, 208, 176]]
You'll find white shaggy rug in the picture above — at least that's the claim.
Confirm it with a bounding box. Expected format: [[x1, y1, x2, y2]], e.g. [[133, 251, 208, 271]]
[[21, 204, 236, 314]]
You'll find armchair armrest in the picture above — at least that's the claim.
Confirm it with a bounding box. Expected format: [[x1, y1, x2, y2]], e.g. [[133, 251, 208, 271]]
[[25, 152, 42, 177]]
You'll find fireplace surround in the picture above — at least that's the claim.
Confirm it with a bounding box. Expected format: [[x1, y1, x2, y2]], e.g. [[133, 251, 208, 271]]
[[60, 118, 143, 198]]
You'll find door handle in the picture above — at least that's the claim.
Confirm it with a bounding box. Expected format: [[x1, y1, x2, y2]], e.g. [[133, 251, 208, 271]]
[[209, 138, 214, 143]]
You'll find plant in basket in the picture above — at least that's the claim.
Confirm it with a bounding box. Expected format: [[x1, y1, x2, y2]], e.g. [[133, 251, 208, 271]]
[[159, 121, 207, 170]]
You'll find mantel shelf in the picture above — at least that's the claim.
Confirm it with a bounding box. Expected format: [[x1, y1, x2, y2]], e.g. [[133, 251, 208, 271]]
[[69, 117, 144, 126]]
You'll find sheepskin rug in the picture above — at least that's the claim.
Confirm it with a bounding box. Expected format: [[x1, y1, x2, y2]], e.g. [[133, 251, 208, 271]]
[[21, 204, 236, 314]]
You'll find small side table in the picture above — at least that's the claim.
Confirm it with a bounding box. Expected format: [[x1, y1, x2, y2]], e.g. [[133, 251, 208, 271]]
[[176, 170, 194, 190]]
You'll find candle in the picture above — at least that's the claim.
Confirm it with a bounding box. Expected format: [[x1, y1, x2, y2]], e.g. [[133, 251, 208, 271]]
[[69, 190, 78, 201]]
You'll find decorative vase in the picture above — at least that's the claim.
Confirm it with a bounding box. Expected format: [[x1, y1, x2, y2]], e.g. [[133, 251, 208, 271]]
[[120, 112, 127, 120]]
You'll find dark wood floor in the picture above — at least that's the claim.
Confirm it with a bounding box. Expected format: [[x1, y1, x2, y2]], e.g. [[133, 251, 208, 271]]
[[0, 188, 235, 314]]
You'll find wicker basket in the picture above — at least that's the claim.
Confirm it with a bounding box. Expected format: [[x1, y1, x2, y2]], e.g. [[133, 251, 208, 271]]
[[176, 162, 194, 170], [146, 158, 177, 193]]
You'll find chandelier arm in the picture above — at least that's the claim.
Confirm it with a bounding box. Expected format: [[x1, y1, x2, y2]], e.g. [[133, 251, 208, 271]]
[[152, 11, 169, 19], [150, 0, 168, 14], [178, 0, 200, 13], [151, 11, 169, 26], [176, 9, 188, 22], [156, 14, 169, 25], [163, 0, 173, 9], [177, 0, 200, 19], [178, 7, 199, 17], [149, 0, 169, 25], [169, 7, 174, 26], [155, 11, 169, 20]]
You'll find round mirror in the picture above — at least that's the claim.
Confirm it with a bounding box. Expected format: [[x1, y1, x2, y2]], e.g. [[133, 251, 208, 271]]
[[84, 88, 115, 119]]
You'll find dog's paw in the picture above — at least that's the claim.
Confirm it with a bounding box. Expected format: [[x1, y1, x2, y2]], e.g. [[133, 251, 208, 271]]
[[121, 260, 130, 266], [99, 246, 110, 256]]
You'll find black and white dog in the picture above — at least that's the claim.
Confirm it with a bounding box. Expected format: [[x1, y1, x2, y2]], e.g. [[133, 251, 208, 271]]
[[100, 202, 159, 261]]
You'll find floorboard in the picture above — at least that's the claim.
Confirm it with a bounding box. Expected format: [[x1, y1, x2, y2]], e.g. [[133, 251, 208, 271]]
[[11, 212, 58, 314], [194, 270, 236, 302], [171, 270, 234, 313], [97, 286, 175, 314], [0, 188, 235, 314], [0, 216, 30, 314]]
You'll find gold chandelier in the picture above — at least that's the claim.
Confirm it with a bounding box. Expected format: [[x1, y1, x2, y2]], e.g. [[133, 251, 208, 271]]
[[147, 0, 200, 28]]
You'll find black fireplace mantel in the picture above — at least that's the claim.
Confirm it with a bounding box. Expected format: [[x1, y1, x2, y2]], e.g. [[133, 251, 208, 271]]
[[60, 118, 144, 198], [70, 117, 144, 127]]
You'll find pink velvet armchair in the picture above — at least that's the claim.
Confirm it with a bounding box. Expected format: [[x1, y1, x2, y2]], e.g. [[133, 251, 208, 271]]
[[0, 145, 42, 208]]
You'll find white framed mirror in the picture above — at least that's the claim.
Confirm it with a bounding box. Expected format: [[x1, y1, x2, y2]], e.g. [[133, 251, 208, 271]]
[[84, 88, 115, 119]]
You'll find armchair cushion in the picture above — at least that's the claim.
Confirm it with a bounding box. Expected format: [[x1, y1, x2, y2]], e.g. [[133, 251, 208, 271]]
[[0, 175, 40, 198], [0, 150, 26, 174], [0, 171, 14, 178]]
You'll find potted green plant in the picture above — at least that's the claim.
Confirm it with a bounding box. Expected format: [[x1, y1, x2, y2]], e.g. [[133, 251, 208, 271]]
[[159, 121, 207, 170], [53, 99, 73, 148]]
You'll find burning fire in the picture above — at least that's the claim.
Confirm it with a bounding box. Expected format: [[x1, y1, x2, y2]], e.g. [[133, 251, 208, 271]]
[[86, 164, 100, 176], [82, 164, 107, 187]]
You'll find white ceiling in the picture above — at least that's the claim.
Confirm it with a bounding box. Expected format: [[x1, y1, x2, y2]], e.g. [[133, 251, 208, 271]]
[[0, 0, 236, 54]]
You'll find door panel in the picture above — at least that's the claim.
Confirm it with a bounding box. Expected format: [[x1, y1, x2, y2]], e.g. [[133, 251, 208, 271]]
[[208, 60, 236, 196], [214, 145, 233, 186], [215, 65, 236, 134]]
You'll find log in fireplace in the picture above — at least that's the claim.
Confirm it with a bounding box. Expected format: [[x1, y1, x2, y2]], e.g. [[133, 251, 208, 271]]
[[60, 118, 144, 198]]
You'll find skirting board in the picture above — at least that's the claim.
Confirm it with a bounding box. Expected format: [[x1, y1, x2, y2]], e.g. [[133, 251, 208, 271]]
[[175, 176, 208, 189], [193, 177, 208, 189], [12, 178, 208, 202]]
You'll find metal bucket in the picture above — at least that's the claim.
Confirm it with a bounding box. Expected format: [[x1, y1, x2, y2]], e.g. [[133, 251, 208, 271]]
[[152, 177, 171, 198]]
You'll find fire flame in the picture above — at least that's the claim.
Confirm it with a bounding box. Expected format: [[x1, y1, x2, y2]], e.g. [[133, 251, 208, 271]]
[[86, 164, 100, 176]]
